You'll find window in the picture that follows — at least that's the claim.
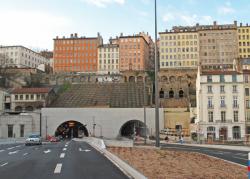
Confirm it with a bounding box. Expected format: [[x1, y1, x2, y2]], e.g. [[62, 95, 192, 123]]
[[220, 96, 225, 107], [208, 97, 213, 108], [247, 100, 250, 109], [246, 88, 249, 96], [20, 95, 23, 100], [233, 85, 237, 93], [232, 126, 241, 139], [42, 94, 45, 100], [220, 86, 225, 93], [246, 111, 250, 121], [221, 111, 226, 122], [208, 111, 213, 122], [15, 95, 18, 100], [233, 111, 239, 122], [20, 125, 24, 137], [232, 75, 237, 82], [26, 95, 29, 100], [8, 125, 14, 138], [31, 94, 34, 100], [207, 75, 212, 83], [220, 75, 225, 82], [207, 86, 212, 93], [233, 96, 238, 108]]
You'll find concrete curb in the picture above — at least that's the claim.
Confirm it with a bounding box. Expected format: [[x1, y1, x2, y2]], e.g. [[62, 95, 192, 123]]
[[78, 138, 148, 179], [172, 143, 250, 152]]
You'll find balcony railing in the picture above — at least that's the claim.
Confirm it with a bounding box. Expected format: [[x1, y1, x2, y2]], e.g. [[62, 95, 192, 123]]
[[215, 120, 232, 123], [207, 104, 214, 109], [220, 104, 226, 108], [233, 104, 239, 109]]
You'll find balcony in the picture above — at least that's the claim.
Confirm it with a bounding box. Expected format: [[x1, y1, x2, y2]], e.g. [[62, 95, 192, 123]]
[[207, 104, 214, 109], [233, 104, 239, 109], [220, 104, 226, 108], [215, 120, 232, 123]]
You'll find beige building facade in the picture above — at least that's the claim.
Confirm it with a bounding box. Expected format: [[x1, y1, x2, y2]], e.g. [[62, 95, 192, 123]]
[[98, 44, 119, 74]]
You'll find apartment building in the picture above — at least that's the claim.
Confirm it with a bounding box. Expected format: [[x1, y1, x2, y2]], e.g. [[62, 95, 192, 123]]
[[238, 23, 250, 59], [97, 44, 119, 74], [0, 46, 49, 68], [243, 70, 250, 137], [159, 30, 199, 69], [53, 33, 103, 73], [196, 69, 245, 141], [119, 34, 149, 71]]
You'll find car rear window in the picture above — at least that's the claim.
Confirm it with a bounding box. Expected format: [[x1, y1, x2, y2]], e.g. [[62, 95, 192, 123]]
[[29, 135, 40, 138]]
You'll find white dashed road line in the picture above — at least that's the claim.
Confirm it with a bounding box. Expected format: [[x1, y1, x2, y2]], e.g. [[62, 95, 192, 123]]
[[60, 153, 65, 158], [54, 163, 62, 174], [44, 149, 51, 154], [235, 153, 247, 157], [7, 147, 15, 150], [233, 156, 248, 161], [8, 150, 19, 155], [0, 150, 5, 152], [0, 162, 8, 167], [63, 148, 67, 151], [23, 153, 28, 156]]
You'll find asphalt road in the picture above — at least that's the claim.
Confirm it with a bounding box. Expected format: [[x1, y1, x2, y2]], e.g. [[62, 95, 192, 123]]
[[161, 143, 249, 167], [0, 140, 129, 179]]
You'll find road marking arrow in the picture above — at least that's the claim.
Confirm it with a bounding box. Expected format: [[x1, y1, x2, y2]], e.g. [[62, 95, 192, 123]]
[[63, 148, 67, 151], [44, 149, 51, 154], [8, 150, 19, 155], [60, 153, 65, 158], [7, 147, 15, 150], [79, 148, 91, 152], [0, 162, 8, 167]]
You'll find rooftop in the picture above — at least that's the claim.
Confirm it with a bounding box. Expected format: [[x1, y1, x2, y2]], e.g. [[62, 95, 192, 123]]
[[11, 87, 52, 94]]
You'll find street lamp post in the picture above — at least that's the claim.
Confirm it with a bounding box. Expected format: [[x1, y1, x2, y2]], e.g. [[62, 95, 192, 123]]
[[143, 79, 147, 144], [154, 0, 160, 147]]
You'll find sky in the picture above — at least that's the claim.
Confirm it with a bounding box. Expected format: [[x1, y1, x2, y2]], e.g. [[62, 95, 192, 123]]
[[0, 0, 250, 51]]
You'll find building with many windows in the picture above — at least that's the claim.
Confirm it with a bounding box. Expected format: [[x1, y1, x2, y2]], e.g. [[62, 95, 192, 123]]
[[0, 46, 49, 68], [97, 44, 119, 74], [119, 34, 149, 71], [53, 33, 103, 73], [196, 69, 245, 141], [238, 23, 250, 59], [159, 30, 199, 69]]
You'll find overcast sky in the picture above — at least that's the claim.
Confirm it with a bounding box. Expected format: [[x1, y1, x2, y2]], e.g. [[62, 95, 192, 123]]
[[0, 0, 249, 51]]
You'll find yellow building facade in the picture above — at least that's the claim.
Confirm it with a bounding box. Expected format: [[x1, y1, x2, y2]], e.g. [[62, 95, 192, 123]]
[[238, 24, 250, 58], [159, 31, 199, 69]]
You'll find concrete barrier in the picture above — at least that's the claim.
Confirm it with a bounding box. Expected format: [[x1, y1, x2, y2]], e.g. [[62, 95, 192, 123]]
[[104, 139, 133, 148], [0, 138, 25, 145]]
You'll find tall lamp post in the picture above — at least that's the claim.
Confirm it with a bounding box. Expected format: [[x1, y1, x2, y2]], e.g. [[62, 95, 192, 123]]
[[154, 0, 160, 147]]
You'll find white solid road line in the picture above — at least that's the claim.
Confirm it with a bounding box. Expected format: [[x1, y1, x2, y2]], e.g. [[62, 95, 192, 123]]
[[23, 153, 28, 156], [63, 148, 67, 151], [8, 150, 19, 155], [235, 153, 247, 156], [54, 163, 62, 174], [60, 153, 65, 158], [233, 156, 248, 161], [0, 162, 8, 167], [0, 150, 5, 152]]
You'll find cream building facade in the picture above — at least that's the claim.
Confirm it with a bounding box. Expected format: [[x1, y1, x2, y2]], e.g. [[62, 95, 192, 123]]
[[159, 30, 199, 69], [197, 70, 245, 141], [97, 44, 119, 74], [0, 46, 49, 68]]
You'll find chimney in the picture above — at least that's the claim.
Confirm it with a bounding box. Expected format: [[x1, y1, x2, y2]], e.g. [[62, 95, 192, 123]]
[[247, 23, 249, 27], [213, 21, 217, 26], [120, 33, 123, 37], [74, 33, 78, 38], [196, 23, 199, 27], [234, 20, 238, 26], [70, 34, 73, 38], [240, 23, 243, 27], [56, 36, 59, 39], [63, 36, 65, 39]]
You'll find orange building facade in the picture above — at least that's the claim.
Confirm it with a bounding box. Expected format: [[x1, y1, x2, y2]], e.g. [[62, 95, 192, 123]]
[[53, 33, 103, 73], [119, 35, 149, 71]]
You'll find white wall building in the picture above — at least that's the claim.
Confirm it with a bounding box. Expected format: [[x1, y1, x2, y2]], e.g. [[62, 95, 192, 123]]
[[197, 69, 245, 141], [0, 46, 49, 68], [98, 44, 119, 74]]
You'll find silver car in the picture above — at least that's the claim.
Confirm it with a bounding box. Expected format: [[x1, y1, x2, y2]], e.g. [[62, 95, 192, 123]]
[[25, 134, 42, 146]]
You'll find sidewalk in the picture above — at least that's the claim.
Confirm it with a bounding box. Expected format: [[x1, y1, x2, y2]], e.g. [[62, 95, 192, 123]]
[[0, 138, 25, 145], [170, 142, 250, 152]]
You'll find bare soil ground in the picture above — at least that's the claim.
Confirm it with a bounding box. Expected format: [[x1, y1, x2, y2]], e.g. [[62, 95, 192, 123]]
[[108, 147, 247, 179]]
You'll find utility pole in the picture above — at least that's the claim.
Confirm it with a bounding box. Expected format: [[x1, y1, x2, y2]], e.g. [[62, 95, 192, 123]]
[[143, 79, 147, 144], [154, 0, 160, 147]]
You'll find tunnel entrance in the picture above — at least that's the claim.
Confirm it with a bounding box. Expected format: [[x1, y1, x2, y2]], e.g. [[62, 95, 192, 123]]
[[120, 120, 147, 139], [55, 121, 88, 139]]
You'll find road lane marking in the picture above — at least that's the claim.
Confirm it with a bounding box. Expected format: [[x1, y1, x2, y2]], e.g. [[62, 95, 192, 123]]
[[0, 150, 5, 152], [23, 153, 28, 156], [79, 148, 91, 152], [236, 153, 247, 156], [44, 149, 51, 154], [8, 150, 19, 155], [0, 162, 8, 167], [60, 153, 65, 158], [63, 148, 67, 151], [15, 145, 22, 148], [54, 163, 62, 174], [233, 156, 248, 161], [65, 145, 68, 147], [7, 147, 15, 150]]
